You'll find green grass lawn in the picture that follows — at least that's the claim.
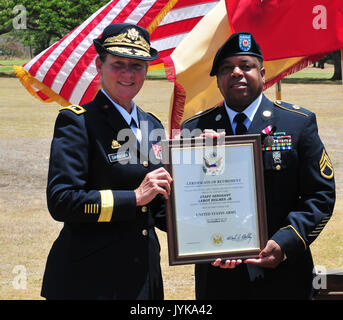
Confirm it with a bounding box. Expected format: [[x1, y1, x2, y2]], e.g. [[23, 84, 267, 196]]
[[147, 68, 166, 79], [0, 58, 337, 83], [0, 58, 167, 78], [286, 71, 333, 79], [0, 59, 28, 76]]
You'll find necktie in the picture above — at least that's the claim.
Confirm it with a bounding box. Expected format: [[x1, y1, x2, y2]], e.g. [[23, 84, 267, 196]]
[[234, 113, 247, 135], [130, 117, 137, 128], [234, 112, 264, 281], [130, 118, 141, 143]]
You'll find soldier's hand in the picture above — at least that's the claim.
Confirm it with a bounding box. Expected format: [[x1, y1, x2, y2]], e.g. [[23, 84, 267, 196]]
[[244, 240, 284, 269], [134, 167, 173, 206], [201, 129, 225, 139], [211, 258, 242, 269]]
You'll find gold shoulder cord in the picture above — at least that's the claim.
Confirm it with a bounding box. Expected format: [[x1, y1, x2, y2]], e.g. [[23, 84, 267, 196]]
[[274, 100, 308, 117], [182, 106, 219, 125]]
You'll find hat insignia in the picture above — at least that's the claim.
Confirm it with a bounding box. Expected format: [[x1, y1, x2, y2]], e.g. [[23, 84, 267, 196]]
[[104, 29, 150, 56], [239, 34, 252, 52], [127, 28, 139, 41]]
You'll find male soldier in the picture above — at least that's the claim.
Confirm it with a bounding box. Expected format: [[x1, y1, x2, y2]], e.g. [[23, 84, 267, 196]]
[[181, 32, 335, 299]]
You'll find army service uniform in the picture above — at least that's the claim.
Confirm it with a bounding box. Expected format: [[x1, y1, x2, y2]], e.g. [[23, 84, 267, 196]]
[[41, 90, 166, 300], [181, 94, 335, 299]]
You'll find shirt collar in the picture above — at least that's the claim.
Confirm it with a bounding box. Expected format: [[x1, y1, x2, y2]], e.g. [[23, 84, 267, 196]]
[[224, 93, 263, 125], [101, 89, 139, 126]]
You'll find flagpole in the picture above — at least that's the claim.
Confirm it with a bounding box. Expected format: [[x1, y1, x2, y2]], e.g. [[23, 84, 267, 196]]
[[276, 81, 282, 100]]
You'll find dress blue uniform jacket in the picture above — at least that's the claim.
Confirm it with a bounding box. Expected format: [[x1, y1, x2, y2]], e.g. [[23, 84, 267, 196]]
[[181, 94, 335, 299], [41, 90, 166, 300]]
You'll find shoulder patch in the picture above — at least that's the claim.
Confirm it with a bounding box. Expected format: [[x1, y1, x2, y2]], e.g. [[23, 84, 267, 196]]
[[274, 100, 309, 117], [147, 112, 162, 123], [60, 105, 87, 115], [182, 106, 220, 125]]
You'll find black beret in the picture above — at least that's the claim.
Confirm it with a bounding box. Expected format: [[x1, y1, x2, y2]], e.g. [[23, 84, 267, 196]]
[[93, 23, 158, 61], [210, 32, 263, 76]]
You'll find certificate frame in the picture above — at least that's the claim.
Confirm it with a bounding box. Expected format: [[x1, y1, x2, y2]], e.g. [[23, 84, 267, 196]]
[[162, 135, 268, 266]]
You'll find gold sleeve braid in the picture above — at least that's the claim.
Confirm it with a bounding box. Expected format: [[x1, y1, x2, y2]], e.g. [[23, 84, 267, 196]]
[[98, 190, 114, 222]]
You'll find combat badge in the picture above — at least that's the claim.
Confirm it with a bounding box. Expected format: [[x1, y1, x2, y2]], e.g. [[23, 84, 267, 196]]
[[319, 149, 334, 179]]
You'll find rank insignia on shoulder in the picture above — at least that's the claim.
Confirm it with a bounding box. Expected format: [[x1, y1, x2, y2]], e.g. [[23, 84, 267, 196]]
[[319, 149, 334, 179], [60, 105, 86, 115]]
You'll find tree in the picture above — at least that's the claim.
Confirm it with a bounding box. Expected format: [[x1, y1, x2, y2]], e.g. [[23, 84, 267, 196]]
[[314, 50, 342, 81], [330, 50, 342, 81], [0, 0, 108, 54]]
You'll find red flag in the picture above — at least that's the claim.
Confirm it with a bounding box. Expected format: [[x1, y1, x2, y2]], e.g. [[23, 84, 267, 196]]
[[164, 0, 343, 136], [226, 0, 343, 60]]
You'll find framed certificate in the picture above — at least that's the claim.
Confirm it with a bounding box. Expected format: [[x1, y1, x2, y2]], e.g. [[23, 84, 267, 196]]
[[161, 135, 268, 265]]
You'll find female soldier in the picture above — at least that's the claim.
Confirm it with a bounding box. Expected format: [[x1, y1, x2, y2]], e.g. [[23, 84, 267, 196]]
[[41, 23, 172, 300]]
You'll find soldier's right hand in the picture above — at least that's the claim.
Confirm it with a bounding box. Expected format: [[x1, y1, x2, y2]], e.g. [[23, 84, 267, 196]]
[[134, 167, 173, 206]]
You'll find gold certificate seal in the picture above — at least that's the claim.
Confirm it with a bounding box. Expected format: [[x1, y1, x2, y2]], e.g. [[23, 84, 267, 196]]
[[211, 233, 224, 246]]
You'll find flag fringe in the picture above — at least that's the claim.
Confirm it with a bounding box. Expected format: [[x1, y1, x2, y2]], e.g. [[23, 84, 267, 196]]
[[148, 62, 165, 71], [146, 0, 179, 34], [163, 56, 185, 137], [263, 54, 325, 90], [13, 66, 71, 107]]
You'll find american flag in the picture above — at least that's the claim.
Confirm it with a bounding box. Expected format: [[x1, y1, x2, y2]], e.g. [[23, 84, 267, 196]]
[[150, 0, 218, 68], [15, 0, 219, 107]]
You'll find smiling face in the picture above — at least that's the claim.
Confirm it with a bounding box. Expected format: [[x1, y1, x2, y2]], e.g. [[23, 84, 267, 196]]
[[96, 54, 148, 112], [216, 55, 265, 112]]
